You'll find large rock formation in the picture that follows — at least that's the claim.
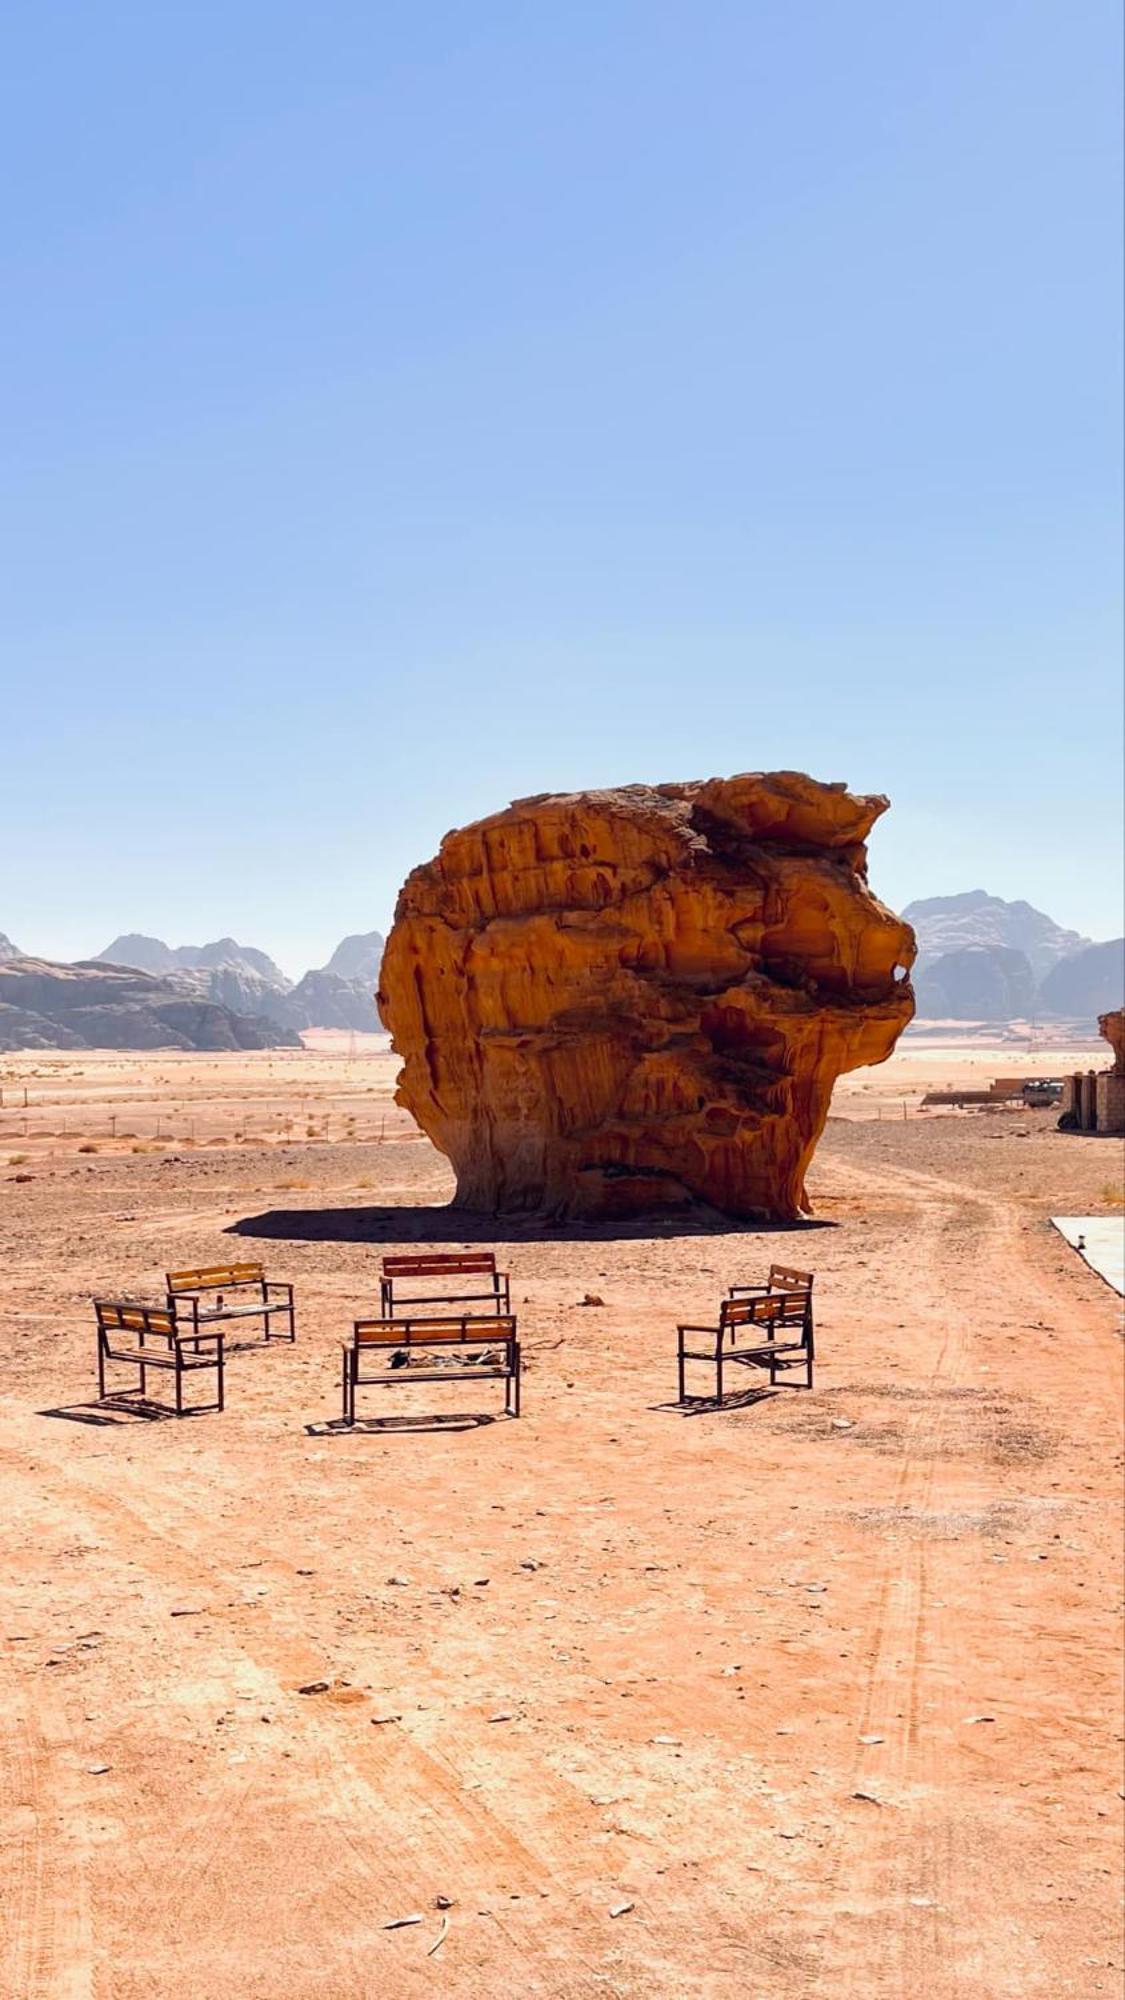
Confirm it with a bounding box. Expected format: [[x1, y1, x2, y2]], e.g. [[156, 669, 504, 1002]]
[[378, 772, 915, 1220], [1100, 1008, 1125, 1074]]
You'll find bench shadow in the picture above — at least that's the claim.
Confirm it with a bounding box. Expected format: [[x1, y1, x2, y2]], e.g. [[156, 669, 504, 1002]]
[[40, 1397, 211, 1426], [305, 1410, 509, 1437], [229, 1204, 835, 1247], [652, 1387, 779, 1417]]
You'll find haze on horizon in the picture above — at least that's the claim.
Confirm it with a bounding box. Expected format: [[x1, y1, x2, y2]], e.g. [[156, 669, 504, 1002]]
[[2, 2, 1121, 974]]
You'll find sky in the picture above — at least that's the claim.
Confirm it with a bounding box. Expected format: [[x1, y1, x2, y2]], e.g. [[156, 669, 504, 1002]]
[[2, 1, 1121, 978]]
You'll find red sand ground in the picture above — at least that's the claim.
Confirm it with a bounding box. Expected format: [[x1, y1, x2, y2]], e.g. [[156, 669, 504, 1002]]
[[1, 1044, 1122, 1998]]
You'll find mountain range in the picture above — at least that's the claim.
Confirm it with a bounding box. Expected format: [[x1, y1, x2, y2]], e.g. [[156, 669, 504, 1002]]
[[904, 892, 1122, 1023], [0, 898, 1120, 1050], [0, 931, 385, 1052], [93, 932, 385, 1034]]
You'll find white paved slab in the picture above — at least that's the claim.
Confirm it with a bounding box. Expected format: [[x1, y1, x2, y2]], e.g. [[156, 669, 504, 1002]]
[[1051, 1217, 1125, 1297]]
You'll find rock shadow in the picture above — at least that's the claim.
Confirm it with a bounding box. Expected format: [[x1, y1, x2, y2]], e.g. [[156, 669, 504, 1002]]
[[228, 1203, 834, 1248]]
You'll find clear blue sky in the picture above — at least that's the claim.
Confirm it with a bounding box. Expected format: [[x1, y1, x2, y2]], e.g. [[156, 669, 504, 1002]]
[[3, 1, 1121, 976]]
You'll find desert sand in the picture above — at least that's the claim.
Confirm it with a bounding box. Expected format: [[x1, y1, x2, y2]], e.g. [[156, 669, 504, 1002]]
[[1, 1037, 1122, 1997]]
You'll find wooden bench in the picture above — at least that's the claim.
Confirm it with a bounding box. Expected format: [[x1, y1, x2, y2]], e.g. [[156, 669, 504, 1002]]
[[95, 1300, 225, 1415], [728, 1263, 814, 1327], [379, 1253, 510, 1318], [342, 1314, 521, 1424], [677, 1292, 814, 1402], [166, 1262, 295, 1343]]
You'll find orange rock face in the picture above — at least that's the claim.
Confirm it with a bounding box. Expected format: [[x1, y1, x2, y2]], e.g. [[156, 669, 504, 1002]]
[[1099, 1009, 1125, 1075], [377, 773, 916, 1221]]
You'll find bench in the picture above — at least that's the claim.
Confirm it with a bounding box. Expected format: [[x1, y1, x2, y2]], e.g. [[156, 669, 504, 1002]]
[[166, 1262, 295, 1343], [728, 1262, 814, 1327], [379, 1252, 510, 1318], [341, 1314, 521, 1423], [95, 1300, 224, 1415], [677, 1292, 814, 1402]]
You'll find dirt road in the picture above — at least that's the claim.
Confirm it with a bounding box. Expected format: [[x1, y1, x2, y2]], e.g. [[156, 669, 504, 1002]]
[[1, 1059, 1121, 1997]]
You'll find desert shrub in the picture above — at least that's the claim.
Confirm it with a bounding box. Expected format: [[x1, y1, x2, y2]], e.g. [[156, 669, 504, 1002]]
[[8, 1153, 28, 1165], [78, 1142, 98, 1154]]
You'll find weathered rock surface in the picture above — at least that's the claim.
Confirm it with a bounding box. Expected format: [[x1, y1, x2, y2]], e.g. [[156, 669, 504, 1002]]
[[1100, 1008, 1125, 1074], [378, 772, 915, 1220]]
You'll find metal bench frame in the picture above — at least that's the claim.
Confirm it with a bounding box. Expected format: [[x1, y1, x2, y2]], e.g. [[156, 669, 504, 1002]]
[[166, 1262, 295, 1343], [379, 1253, 511, 1318], [677, 1291, 814, 1402], [342, 1313, 521, 1424], [95, 1300, 225, 1415]]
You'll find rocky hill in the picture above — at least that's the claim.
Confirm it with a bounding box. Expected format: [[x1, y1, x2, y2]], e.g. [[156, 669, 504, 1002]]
[[0, 958, 300, 1052], [1037, 938, 1125, 1019], [904, 891, 1090, 981], [905, 891, 1119, 1024], [323, 932, 386, 984], [94, 932, 384, 1032], [0, 932, 23, 962], [97, 934, 290, 987]]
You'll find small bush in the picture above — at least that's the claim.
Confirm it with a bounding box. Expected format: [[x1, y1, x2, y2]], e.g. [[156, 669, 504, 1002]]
[[8, 1152, 28, 1165], [78, 1142, 98, 1154]]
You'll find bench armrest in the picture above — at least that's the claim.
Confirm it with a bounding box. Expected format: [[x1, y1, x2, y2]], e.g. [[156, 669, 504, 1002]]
[[264, 1281, 293, 1299], [677, 1323, 721, 1338]]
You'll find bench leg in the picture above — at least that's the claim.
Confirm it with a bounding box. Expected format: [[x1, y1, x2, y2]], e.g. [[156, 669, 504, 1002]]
[[677, 1338, 686, 1403], [175, 1352, 184, 1416], [97, 1338, 106, 1401], [217, 1347, 225, 1413], [715, 1348, 723, 1406]]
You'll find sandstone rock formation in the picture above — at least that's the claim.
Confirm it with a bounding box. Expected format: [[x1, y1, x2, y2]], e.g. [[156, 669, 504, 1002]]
[[378, 772, 916, 1220], [1100, 1008, 1125, 1074]]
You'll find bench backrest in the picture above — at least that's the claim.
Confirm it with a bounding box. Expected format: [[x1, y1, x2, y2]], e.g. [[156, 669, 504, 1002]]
[[166, 1262, 265, 1294], [768, 1264, 813, 1293], [95, 1300, 178, 1339], [721, 1295, 790, 1331], [380, 1253, 497, 1278], [353, 1313, 516, 1346]]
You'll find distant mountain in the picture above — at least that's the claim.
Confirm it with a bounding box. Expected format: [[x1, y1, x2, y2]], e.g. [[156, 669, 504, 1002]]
[[323, 931, 385, 983], [913, 944, 1037, 1023], [0, 932, 24, 962], [904, 891, 1091, 982], [93, 930, 383, 1033], [285, 968, 381, 1032], [0, 958, 300, 1053], [903, 892, 1121, 1025], [1038, 939, 1125, 1020], [97, 934, 291, 988]]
